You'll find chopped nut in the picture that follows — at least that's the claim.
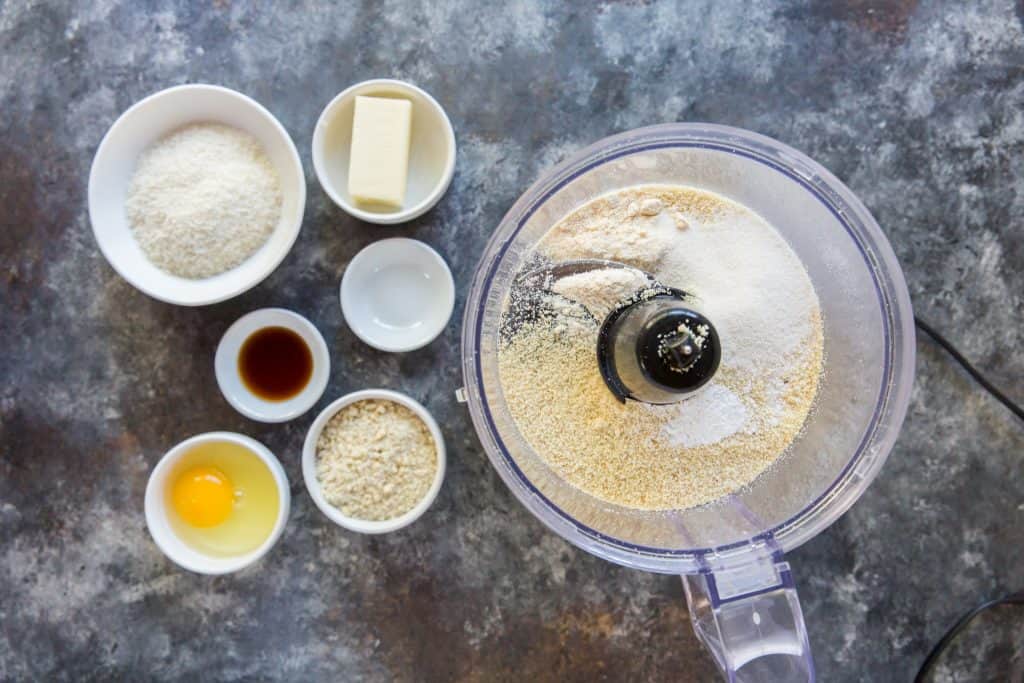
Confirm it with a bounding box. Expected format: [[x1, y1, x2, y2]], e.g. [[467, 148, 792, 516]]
[[315, 399, 437, 521]]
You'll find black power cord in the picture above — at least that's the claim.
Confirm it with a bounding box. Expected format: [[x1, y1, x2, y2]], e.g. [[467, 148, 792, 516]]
[[913, 316, 1024, 682], [914, 592, 1024, 683], [915, 316, 1024, 422]]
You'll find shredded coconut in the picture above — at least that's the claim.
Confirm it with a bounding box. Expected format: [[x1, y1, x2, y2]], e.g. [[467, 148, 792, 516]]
[[315, 399, 438, 521], [126, 123, 282, 279]]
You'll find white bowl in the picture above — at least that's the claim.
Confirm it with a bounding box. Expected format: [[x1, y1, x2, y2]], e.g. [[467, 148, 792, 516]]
[[144, 432, 291, 575], [302, 389, 446, 534], [312, 79, 456, 224], [340, 238, 455, 352], [88, 84, 306, 306], [215, 308, 330, 423]]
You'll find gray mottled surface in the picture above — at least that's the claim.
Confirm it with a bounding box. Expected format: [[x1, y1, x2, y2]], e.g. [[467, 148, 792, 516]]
[[2, 1, 1023, 681]]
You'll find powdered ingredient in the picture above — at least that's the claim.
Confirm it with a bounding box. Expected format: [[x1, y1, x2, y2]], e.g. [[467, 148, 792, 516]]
[[661, 383, 750, 448], [550, 267, 650, 320]]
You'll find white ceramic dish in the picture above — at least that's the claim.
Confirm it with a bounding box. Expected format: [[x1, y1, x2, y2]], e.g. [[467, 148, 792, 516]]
[[88, 84, 306, 306], [302, 389, 446, 534], [312, 79, 456, 224], [215, 308, 330, 423], [340, 238, 455, 352], [144, 432, 291, 575]]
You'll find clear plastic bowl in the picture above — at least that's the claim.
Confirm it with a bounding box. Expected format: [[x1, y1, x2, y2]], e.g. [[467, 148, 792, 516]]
[[460, 123, 915, 680]]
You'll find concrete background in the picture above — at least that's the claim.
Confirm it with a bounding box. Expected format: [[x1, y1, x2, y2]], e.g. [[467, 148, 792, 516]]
[[2, 1, 1022, 680]]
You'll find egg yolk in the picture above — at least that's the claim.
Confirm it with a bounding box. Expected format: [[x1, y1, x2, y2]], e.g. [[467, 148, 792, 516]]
[[172, 466, 234, 528]]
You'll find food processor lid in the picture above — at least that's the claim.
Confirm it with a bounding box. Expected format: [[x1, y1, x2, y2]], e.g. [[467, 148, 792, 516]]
[[460, 123, 916, 573]]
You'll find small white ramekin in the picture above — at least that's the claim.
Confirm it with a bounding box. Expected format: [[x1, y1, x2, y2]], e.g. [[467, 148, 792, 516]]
[[340, 238, 455, 353], [214, 308, 330, 423], [302, 389, 446, 534], [312, 79, 456, 224], [144, 432, 291, 575]]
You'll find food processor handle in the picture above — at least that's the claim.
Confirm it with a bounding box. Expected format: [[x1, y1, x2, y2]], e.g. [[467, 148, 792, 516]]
[[682, 558, 814, 682]]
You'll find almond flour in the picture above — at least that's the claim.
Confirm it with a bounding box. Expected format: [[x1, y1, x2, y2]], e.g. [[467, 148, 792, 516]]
[[498, 184, 824, 511], [315, 399, 438, 521]]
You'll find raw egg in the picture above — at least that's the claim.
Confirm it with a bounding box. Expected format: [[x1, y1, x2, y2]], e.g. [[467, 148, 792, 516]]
[[164, 440, 280, 557], [172, 466, 234, 527]]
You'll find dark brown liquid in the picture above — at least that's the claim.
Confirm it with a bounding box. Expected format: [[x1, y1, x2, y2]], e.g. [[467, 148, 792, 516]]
[[238, 326, 313, 401]]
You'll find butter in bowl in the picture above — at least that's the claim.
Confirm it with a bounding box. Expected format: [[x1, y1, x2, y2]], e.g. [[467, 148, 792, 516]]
[[312, 79, 456, 225]]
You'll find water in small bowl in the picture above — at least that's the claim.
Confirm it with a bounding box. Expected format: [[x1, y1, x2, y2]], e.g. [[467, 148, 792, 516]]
[[341, 238, 454, 352]]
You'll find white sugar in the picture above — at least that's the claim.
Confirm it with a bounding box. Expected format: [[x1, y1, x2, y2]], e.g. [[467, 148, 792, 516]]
[[661, 384, 750, 447]]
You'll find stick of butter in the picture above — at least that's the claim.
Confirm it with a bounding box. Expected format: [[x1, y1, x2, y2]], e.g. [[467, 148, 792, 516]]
[[347, 95, 413, 209]]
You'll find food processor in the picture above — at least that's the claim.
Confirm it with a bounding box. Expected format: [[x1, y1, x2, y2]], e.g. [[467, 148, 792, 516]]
[[458, 123, 915, 681]]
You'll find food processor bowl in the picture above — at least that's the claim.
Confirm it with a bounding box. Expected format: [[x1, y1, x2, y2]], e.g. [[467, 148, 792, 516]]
[[459, 123, 914, 681]]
